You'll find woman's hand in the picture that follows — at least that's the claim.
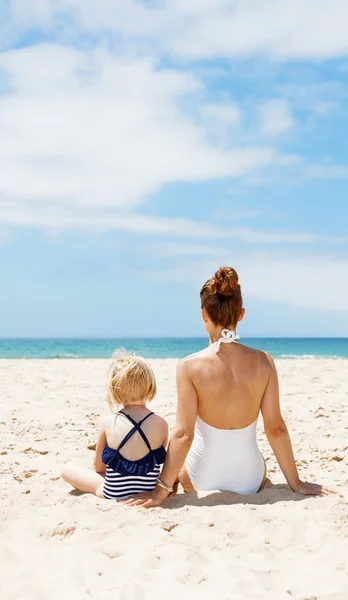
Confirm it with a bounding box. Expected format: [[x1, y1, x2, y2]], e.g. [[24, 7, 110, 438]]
[[293, 481, 337, 496], [122, 485, 170, 508]]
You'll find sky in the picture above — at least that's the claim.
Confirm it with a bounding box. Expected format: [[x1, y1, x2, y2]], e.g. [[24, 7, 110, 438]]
[[0, 0, 348, 338]]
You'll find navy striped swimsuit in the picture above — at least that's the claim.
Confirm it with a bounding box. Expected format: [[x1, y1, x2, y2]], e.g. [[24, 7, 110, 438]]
[[102, 411, 166, 499]]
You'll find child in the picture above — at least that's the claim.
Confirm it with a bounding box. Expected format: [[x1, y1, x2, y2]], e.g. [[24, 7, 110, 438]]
[[62, 351, 169, 499]]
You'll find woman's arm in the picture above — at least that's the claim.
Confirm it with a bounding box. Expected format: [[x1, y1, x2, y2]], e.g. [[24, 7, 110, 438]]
[[124, 359, 198, 507], [158, 359, 198, 486], [262, 354, 335, 496], [94, 420, 107, 474]]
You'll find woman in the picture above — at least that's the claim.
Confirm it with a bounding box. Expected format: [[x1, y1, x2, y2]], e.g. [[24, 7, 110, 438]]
[[125, 267, 335, 507]]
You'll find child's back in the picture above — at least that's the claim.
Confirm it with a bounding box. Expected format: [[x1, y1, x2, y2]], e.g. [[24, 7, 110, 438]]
[[104, 407, 167, 461], [62, 351, 168, 499]]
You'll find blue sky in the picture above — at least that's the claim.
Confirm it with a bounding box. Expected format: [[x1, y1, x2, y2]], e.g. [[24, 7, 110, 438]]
[[0, 1, 348, 337]]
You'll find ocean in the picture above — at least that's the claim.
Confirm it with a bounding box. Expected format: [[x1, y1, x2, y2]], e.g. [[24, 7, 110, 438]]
[[0, 338, 347, 359]]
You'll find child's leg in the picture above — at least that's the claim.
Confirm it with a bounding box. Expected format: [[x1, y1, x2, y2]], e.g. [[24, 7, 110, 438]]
[[178, 464, 195, 493], [61, 463, 105, 498]]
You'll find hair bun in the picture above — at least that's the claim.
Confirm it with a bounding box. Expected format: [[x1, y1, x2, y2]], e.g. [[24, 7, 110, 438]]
[[208, 266, 240, 296]]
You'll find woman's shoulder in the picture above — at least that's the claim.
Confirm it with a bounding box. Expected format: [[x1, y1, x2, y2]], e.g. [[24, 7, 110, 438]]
[[180, 345, 274, 372], [239, 343, 271, 357], [238, 344, 276, 366], [176, 348, 214, 376], [180, 346, 212, 363]]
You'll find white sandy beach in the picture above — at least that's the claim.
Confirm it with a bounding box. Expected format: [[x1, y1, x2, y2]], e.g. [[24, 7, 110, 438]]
[[0, 358, 347, 600]]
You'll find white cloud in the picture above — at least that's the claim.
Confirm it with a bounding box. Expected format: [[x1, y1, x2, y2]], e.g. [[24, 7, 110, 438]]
[[1, 0, 348, 67], [161, 0, 348, 60], [1, 2, 347, 236], [146, 250, 348, 312], [6, 1, 348, 61], [211, 206, 262, 220], [201, 101, 241, 125], [273, 81, 346, 127], [239, 253, 348, 312], [312, 102, 338, 116], [259, 99, 294, 136], [199, 99, 241, 147], [1, 1, 347, 338], [6, 0, 53, 29], [0, 200, 342, 245], [0, 43, 277, 225], [0, 227, 12, 244], [305, 164, 348, 179]]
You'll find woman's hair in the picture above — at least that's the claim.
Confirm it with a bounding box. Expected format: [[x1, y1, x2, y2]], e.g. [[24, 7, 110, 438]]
[[200, 266, 243, 328], [106, 350, 157, 409]]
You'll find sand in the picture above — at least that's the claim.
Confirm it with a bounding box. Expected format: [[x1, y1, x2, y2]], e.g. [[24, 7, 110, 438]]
[[0, 358, 347, 600]]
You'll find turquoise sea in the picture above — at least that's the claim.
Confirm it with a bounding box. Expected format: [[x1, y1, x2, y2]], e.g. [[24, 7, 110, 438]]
[[0, 338, 347, 359]]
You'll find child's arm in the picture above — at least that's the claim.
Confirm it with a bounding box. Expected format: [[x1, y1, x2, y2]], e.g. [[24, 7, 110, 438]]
[[94, 419, 107, 474], [163, 422, 169, 449]]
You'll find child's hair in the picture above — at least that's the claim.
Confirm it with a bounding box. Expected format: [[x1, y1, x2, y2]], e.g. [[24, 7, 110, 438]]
[[106, 350, 157, 409]]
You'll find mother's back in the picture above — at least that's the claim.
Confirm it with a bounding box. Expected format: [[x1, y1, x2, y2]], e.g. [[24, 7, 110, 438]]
[[184, 341, 272, 430]]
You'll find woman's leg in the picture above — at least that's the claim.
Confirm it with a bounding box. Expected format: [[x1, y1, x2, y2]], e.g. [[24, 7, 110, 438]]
[[61, 463, 105, 498], [178, 464, 195, 493]]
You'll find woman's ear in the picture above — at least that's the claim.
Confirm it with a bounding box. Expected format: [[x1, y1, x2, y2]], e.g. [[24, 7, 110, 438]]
[[238, 308, 246, 323], [201, 308, 208, 323]]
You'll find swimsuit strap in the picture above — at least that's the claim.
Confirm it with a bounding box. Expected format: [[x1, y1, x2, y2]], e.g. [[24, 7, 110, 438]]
[[116, 411, 153, 453]]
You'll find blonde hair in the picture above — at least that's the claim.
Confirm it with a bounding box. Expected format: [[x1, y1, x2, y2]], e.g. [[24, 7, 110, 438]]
[[106, 350, 157, 409]]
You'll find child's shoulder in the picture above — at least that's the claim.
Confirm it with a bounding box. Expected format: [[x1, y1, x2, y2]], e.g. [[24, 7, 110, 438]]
[[150, 411, 168, 431], [101, 411, 167, 429], [100, 414, 116, 429]]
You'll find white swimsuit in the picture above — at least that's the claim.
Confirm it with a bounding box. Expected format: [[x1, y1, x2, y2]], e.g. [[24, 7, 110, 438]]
[[185, 329, 265, 495]]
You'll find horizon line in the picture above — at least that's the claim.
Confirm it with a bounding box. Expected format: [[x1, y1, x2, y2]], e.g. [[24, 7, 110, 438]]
[[0, 336, 347, 341]]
